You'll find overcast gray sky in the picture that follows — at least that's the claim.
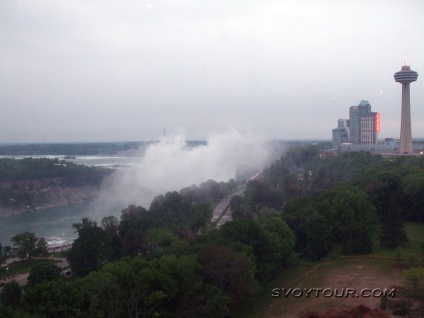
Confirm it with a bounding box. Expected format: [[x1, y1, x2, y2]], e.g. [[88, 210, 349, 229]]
[[1, 0, 424, 143]]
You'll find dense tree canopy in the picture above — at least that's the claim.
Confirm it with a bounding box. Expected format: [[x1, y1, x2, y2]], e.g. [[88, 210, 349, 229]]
[[27, 262, 62, 286], [4, 147, 424, 317], [0, 281, 22, 309]]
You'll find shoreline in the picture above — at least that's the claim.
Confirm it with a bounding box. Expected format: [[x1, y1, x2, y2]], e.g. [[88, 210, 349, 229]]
[[0, 200, 107, 248], [0, 196, 98, 218]]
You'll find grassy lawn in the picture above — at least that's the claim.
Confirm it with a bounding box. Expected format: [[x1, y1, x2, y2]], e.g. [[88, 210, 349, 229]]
[[50, 250, 69, 258], [0, 258, 61, 280], [237, 222, 424, 318], [372, 222, 424, 263]]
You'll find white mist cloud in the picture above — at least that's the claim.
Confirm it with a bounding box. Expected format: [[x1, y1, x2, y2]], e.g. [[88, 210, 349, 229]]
[[92, 130, 272, 215]]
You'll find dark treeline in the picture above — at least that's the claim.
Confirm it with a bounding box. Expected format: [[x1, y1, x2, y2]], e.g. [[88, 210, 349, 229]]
[[0, 142, 148, 156], [2, 147, 424, 317], [0, 141, 207, 156], [0, 158, 110, 183]]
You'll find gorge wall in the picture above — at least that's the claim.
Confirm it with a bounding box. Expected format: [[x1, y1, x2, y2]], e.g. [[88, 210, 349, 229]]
[[0, 177, 102, 217]]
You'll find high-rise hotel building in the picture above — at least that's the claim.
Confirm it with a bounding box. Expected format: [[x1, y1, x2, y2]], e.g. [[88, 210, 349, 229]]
[[349, 100, 379, 145], [332, 100, 380, 146]]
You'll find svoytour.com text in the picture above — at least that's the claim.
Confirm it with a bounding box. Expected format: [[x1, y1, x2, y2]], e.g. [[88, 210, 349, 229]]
[[271, 288, 396, 298]]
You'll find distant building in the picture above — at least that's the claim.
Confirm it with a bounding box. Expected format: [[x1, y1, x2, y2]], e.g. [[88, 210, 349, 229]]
[[348, 100, 379, 145], [332, 119, 349, 147], [384, 138, 397, 148]]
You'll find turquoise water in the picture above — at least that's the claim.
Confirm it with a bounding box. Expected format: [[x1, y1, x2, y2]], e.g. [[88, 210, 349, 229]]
[[0, 198, 119, 248], [0, 155, 139, 247]]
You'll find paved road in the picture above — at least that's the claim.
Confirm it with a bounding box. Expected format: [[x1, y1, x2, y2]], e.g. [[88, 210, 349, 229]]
[[211, 170, 264, 227], [212, 188, 245, 227]]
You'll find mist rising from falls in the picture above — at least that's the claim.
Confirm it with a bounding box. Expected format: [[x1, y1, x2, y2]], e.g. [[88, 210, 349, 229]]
[[91, 130, 273, 215]]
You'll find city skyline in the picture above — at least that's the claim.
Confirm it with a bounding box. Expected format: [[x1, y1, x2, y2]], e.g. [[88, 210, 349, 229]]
[[1, 1, 424, 143]]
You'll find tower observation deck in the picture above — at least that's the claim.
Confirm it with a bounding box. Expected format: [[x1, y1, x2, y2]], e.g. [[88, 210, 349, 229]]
[[394, 63, 418, 154], [394, 65, 418, 83]]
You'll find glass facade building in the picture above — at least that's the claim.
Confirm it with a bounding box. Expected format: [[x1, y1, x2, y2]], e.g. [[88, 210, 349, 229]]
[[332, 100, 379, 147], [348, 100, 378, 145]]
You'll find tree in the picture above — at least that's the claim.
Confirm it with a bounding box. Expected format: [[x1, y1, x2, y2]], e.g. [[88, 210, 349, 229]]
[[363, 170, 399, 218], [100, 216, 119, 236], [21, 280, 89, 318], [33, 238, 48, 258], [282, 196, 337, 260], [257, 216, 296, 276], [197, 245, 259, 310], [188, 203, 212, 233], [380, 196, 408, 248], [304, 213, 335, 259], [402, 170, 424, 221], [220, 219, 286, 283], [119, 205, 157, 256], [83, 257, 169, 317], [67, 218, 110, 276], [3, 245, 11, 258], [282, 197, 315, 254], [178, 282, 230, 318], [145, 228, 183, 256], [329, 188, 377, 255], [11, 232, 37, 260], [100, 216, 123, 261], [230, 195, 254, 220], [244, 180, 283, 212], [0, 281, 22, 308], [0, 305, 37, 318], [27, 262, 62, 286], [72, 217, 97, 232]]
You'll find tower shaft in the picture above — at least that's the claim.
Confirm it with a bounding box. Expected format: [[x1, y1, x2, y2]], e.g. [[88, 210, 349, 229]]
[[399, 83, 413, 154], [394, 64, 418, 155]]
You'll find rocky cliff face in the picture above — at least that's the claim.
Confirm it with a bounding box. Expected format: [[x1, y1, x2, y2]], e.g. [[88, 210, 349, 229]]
[[0, 178, 101, 217]]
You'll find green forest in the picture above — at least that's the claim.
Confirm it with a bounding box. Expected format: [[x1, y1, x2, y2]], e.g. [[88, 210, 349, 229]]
[[1, 147, 424, 317], [0, 141, 206, 156], [0, 157, 110, 183]]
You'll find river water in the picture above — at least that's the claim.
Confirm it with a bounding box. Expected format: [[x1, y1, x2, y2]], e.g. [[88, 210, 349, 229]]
[[0, 202, 96, 247], [0, 155, 141, 247]]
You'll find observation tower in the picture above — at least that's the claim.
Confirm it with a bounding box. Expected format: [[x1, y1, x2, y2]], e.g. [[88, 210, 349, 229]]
[[394, 59, 418, 154]]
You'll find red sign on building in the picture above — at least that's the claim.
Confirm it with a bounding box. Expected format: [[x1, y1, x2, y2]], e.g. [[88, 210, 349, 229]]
[[375, 112, 381, 132]]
